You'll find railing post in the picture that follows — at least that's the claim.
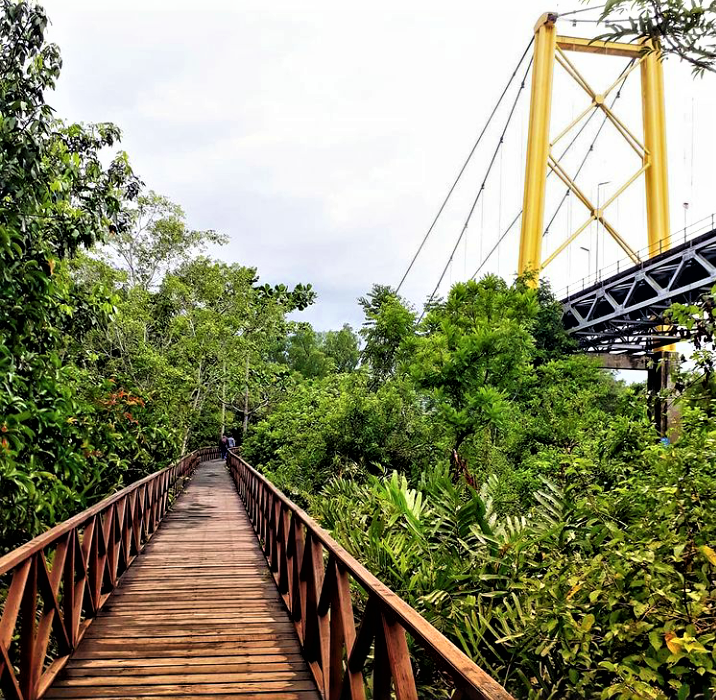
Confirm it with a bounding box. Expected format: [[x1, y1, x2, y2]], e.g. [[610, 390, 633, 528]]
[[381, 610, 419, 700], [63, 530, 76, 648], [20, 555, 38, 700]]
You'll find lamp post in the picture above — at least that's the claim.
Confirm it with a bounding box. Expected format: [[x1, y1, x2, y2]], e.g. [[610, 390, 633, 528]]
[[683, 202, 689, 242], [579, 245, 590, 287]]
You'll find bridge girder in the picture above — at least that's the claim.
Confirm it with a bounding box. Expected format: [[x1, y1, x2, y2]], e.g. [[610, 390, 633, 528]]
[[561, 228, 716, 353]]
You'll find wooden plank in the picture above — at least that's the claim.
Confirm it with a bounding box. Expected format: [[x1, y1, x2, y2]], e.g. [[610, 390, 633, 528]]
[[68, 655, 307, 669], [51, 670, 313, 686], [72, 644, 303, 660], [45, 460, 320, 700], [44, 680, 319, 697]]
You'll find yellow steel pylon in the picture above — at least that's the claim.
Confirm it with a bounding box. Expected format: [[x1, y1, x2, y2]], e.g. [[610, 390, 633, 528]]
[[518, 12, 671, 283]]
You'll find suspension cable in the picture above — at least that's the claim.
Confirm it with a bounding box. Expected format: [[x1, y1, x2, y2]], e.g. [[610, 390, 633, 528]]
[[470, 58, 634, 280], [557, 4, 607, 18], [419, 56, 534, 319], [469, 108, 601, 281], [395, 36, 535, 293]]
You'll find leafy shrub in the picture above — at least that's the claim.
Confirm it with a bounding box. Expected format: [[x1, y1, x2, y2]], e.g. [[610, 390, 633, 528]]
[[312, 421, 716, 699]]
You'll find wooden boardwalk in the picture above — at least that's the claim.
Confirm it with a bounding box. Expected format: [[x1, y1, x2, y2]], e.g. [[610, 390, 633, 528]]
[[45, 459, 320, 700]]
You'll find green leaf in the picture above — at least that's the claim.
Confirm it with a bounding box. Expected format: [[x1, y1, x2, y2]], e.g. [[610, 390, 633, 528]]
[[581, 614, 595, 632]]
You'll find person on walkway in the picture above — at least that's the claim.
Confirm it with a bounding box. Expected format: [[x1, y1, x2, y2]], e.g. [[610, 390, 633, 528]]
[[227, 435, 236, 451], [219, 434, 228, 460]]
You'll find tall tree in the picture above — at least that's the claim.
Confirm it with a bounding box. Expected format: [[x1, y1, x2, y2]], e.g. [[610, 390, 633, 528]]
[[358, 285, 416, 386], [323, 324, 360, 373], [0, 0, 148, 549], [409, 276, 539, 480], [103, 190, 227, 290]]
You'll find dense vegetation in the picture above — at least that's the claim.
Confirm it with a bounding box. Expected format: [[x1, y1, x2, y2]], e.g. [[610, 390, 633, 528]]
[[2, 1, 716, 699], [246, 278, 716, 700], [0, 0, 314, 550]]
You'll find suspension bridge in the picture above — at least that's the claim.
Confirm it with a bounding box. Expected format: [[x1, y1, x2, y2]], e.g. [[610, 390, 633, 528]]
[[1, 9, 715, 700], [397, 11, 716, 362]]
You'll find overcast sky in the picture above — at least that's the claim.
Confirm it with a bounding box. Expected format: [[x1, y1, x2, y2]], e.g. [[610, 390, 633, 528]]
[[44, 0, 716, 330]]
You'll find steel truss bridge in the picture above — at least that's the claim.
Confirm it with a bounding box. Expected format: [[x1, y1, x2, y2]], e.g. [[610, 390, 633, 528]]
[[560, 226, 716, 353]]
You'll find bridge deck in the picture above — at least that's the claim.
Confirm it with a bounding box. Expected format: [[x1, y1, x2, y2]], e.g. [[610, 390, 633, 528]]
[[45, 459, 319, 700]]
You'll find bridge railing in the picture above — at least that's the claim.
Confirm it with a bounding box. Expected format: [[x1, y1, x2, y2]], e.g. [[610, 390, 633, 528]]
[[227, 451, 515, 700], [0, 446, 218, 700], [556, 212, 716, 300]]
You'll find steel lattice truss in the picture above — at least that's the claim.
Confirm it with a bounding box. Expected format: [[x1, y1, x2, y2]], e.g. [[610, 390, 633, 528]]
[[561, 228, 716, 352]]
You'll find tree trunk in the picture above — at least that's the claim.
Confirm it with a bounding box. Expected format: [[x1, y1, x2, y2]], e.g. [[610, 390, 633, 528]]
[[451, 449, 476, 489], [181, 362, 204, 454], [221, 359, 226, 435], [242, 354, 250, 441]]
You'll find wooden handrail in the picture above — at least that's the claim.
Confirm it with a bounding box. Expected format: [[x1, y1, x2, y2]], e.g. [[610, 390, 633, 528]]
[[227, 451, 515, 700], [0, 446, 219, 700]]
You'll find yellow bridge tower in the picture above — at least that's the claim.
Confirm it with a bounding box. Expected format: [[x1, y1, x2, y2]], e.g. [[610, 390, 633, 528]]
[[518, 12, 670, 282]]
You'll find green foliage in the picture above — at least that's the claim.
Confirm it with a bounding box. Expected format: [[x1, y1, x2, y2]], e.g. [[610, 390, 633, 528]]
[[312, 423, 716, 699], [76, 253, 315, 453], [103, 190, 228, 290], [243, 371, 438, 500], [359, 284, 416, 385], [0, 0, 314, 551], [324, 324, 360, 373], [533, 279, 578, 364], [600, 0, 716, 74], [282, 324, 336, 379], [0, 0, 151, 551], [411, 276, 539, 450], [278, 323, 360, 379], [249, 270, 712, 699]]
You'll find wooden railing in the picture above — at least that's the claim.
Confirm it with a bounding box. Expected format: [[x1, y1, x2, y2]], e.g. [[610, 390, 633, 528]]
[[227, 451, 515, 700], [0, 446, 218, 700]]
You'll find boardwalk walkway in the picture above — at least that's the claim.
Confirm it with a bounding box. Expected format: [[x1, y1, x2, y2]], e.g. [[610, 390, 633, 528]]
[[45, 459, 320, 700]]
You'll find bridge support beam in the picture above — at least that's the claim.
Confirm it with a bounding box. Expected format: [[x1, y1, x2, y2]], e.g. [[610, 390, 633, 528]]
[[641, 44, 671, 256], [647, 351, 680, 439], [518, 12, 557, 283], [592, 353, 649, 371]]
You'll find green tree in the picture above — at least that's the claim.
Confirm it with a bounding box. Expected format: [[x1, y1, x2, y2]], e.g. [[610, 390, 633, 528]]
[[284, 323, 334, 379], [359, 284, 416, 385], [243, 371, 438, 498], [532, 279, 577, 364], [323, 324, 360, 373], [104, 190, 227, 290], [0, 0, 155, 550], [281, 323, 360, 379], [409, 276, 539, 479]]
